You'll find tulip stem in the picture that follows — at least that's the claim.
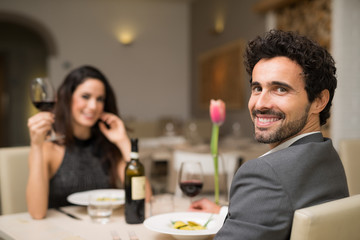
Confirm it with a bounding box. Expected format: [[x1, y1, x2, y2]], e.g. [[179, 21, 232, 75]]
[[211, 124, 220, 205]]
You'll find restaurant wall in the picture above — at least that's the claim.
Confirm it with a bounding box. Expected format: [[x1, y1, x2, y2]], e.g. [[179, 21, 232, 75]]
[[0, 0, 190, 124], [190, 0, 265, 138], [331, 0, 360, 149], [0, 22, 47, 146]]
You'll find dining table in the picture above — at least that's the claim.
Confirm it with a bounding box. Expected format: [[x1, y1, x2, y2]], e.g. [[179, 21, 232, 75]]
[[0, 195, 214, 240]]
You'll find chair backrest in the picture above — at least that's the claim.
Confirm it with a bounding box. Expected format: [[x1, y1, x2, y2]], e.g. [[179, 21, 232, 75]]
[[338, 139, 360, 196], [0, 146, 30, 215], [290, 194, 360, 240], [126, 120, 161, 138]]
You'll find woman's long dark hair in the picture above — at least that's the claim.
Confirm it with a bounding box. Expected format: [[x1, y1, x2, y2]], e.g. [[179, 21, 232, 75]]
[[54, 65, 121, 187]]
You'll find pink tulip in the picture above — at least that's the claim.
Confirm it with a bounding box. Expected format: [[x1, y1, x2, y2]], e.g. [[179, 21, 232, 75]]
[[209, 99, 225, 204], [210, 99, 226, 126]]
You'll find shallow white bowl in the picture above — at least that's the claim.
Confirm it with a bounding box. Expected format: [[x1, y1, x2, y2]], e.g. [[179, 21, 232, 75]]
[[67, 189, 125, 209], [144, 212, 222, 240]]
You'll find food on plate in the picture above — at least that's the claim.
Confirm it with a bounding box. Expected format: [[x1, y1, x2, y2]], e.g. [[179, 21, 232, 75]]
[[172, 220, 206, 230], [96, 197, 122, 202]]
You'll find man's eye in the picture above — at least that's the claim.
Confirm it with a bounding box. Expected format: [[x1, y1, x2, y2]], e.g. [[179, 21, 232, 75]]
[[276, 87, 287, 93], [252, 86, 262, 92]]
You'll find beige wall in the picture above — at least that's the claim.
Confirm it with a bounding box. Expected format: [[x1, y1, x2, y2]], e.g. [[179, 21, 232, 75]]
[[0, 0, 190, 123], [331, 0, 360, 149], [190, 0, 265, 137], [0, 0, 267, 146]]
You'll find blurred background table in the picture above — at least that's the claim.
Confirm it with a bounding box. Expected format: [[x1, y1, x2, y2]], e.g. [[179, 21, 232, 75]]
[[138, 135, 269, 196]]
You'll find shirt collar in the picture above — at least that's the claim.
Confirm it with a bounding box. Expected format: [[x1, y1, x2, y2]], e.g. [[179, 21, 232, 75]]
[[260, 131, 321, 157]]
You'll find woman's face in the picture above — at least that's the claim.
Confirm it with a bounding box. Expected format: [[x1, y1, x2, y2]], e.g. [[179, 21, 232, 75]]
[[71, 78, 105, 132]]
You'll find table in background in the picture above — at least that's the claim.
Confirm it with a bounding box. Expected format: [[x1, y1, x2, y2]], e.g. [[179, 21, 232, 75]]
[[139, 136, 269, 194], [167, 138, 269, 195]]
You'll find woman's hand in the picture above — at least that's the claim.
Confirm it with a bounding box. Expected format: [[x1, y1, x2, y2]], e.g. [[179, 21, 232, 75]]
[[27, 112, 54, 146], [98, 113, 128, 143], [99, 113, 131, 161]]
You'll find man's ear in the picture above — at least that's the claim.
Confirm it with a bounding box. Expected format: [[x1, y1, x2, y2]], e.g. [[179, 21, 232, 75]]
[[311, 89, 330, 114]]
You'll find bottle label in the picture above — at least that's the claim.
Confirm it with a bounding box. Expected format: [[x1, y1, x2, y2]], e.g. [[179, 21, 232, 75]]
[[131, 176, 145, 200], [130, 152, 139, 159]]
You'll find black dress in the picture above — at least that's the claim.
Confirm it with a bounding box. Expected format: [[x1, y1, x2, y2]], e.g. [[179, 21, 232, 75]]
[[48, 137, 112, 208]]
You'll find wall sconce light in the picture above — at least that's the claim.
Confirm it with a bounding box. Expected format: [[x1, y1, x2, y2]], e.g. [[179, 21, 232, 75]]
[[214, 19, 224, 35], [117, 31, 135, 46], [211, 13, 225, 35]]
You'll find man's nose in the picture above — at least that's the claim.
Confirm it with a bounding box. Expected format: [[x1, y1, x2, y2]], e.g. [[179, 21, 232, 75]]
[[255, 91, 273, 110]]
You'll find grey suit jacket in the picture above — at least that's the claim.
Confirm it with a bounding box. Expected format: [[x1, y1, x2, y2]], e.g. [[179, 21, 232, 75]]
[[215, 133, 349, 240]]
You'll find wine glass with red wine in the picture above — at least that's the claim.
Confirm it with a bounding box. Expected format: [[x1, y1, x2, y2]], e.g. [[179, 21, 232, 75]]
[[178, 162, 204, 201], [30, 77, 61, 141]]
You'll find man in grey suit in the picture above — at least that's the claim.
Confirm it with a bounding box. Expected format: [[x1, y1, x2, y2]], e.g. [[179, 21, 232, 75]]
[[189, 30, 349, 239]]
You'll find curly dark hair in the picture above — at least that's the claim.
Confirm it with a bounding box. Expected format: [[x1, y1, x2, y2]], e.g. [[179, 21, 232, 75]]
[[54, 65, 122, 187], [244, 29, 337, 126]]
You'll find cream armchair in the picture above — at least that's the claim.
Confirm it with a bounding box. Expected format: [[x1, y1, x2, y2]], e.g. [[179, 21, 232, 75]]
[[290, 194, 360, 240], [0, 146, 30, 215]]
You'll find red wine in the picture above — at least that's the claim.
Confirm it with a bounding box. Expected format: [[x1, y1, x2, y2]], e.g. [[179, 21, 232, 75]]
[[125, 138, 145, 224], [33, 101, 55, 112], [179, 181, 203, 197]]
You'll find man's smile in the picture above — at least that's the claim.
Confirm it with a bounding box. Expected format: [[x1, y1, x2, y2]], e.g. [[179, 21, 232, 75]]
[[252, 110, 284, 128]]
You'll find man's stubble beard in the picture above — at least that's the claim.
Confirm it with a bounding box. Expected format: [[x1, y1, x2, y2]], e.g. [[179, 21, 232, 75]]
[[253, 105, 310, 144]]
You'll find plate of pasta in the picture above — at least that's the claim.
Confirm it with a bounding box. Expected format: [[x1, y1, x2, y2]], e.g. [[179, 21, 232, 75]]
[[67, 189, 125, 209], [144, 212, 222, 240]]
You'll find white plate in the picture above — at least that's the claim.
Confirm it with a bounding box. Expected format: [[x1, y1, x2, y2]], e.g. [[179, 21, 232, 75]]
[[144, 212, 222, 240], [67, 189, 125, 208]]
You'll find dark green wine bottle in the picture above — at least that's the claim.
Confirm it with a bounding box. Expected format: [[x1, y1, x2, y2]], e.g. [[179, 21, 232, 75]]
[[125, 138, 145, 224]]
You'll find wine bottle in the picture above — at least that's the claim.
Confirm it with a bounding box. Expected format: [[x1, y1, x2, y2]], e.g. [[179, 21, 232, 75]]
[[125, 138, 145, 224]]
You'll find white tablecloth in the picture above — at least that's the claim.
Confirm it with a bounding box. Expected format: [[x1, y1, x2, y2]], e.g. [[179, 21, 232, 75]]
[[0, 196, 196, 240]]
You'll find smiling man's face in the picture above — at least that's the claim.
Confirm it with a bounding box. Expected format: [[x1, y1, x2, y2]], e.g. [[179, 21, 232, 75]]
[[248, 56, 314, 148]]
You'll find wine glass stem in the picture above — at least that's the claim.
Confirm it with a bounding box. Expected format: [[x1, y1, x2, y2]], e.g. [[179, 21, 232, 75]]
[[46, 125, 62, 142]]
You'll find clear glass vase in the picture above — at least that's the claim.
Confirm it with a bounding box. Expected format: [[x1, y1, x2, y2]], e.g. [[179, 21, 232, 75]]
[[201, 154, 230, 205]]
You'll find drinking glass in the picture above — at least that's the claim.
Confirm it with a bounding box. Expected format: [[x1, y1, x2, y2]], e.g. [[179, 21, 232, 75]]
[[30, 77, 61, 141], [178, 162, 204, 201], [87, 193, 113, 224], [150, 194, 174, 216]]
